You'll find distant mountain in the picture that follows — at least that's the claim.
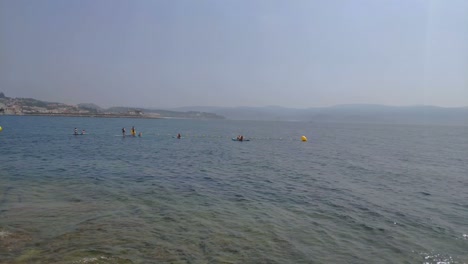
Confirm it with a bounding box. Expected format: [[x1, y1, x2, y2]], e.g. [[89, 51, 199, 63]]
[[107, 106, 224, 119], [172, 104, 468, 125], [173, 106, 307, 121], [77, 103, 103, 111], [2, 92, 465, 124]]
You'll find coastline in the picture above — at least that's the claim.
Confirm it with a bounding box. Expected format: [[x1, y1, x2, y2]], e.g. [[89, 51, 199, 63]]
[[1, 113, 162, 119]]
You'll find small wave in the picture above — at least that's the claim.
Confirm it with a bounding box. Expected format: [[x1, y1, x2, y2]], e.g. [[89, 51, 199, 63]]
[[0, 230, 12, 239], [73, 256, 108, 263], [72, 256, 132, 264], [419, 251, 456, 264]]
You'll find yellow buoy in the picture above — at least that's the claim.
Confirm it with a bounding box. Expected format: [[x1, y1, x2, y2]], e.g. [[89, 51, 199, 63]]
[[0, 126, 2, 132], [301, 135, 307, 142]]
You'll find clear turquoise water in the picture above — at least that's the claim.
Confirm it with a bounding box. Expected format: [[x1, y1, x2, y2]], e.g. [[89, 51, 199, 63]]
[[0, 116, 467, 263]]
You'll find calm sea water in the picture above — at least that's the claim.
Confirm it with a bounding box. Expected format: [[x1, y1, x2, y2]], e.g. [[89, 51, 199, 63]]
[[0, 116, 467, 263]]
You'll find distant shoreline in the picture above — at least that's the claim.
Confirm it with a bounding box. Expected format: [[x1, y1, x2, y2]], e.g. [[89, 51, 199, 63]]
[[1, 113, 162, 119], [0, 95, 225, 119]]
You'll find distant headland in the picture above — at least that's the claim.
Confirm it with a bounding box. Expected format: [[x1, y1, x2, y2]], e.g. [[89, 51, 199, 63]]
[[173, 104, 468, 125], [0, 92, 224, 120]]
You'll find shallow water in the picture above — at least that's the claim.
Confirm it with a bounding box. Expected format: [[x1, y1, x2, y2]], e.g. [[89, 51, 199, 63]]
[[0, 116, 467, 263]]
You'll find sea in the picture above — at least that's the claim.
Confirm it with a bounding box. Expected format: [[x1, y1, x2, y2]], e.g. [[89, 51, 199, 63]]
[[0, 115, 467, 264]]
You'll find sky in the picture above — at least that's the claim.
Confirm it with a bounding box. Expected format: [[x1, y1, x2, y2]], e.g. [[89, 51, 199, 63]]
[[0, 0, 467, 108]]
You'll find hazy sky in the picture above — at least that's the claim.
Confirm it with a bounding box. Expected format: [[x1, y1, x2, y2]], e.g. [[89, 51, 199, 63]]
[[1, 0, 467, 108]]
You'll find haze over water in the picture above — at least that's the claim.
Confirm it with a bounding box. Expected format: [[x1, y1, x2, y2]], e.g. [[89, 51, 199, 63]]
[[1, 0, 468, 108], [0, 116, 467, 263]]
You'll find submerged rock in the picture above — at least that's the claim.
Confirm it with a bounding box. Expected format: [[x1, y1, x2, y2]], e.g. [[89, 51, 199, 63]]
[[0, 229, 32, 252]]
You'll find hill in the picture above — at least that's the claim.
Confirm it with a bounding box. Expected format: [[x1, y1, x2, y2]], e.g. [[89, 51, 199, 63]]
[[0, 93, 224, 119], [173, 105, 468, 125]]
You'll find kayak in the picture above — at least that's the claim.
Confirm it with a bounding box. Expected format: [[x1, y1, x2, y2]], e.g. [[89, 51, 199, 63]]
[[232, 138, 250, 142]]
